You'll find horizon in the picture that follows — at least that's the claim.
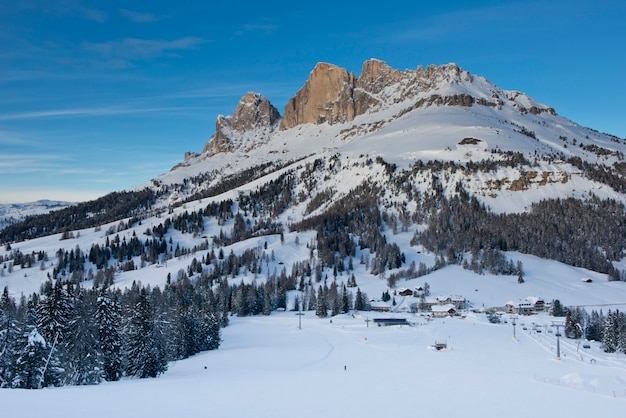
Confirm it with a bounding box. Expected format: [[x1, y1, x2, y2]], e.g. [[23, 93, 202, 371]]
[[1, 0, 625, 204]]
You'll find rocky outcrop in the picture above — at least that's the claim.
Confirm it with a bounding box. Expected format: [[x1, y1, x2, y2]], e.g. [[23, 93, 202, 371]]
[[353, 59, 403, 115], [280, 63, 356, 130], [203, 92, 280, 154], [202, 59, 558, 153]]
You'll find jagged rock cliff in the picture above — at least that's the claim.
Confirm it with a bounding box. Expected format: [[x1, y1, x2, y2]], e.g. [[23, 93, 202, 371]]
[[280, 63, 357, 130], [203, 92, 280, 154], [202, 58, 556, 154]]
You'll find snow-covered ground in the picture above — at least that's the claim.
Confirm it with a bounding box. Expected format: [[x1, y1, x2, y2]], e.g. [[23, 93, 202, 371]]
[[1, 311, 624, 418], [0, 200, 74, 231]]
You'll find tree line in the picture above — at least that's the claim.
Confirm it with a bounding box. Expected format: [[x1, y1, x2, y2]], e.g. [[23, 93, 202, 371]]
[[565, 306, 626, 354], [0, 277, 222, 389]]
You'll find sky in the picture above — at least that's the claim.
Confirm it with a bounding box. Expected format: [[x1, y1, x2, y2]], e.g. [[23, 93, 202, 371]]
[[0, 0, 625, 204]]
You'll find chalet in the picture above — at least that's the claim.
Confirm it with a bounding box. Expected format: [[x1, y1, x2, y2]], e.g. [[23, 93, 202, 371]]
[[518, 301, 534, 315], [510, 296, 548, 315], [505, 301, 518, 314], [431, 304, 457, 318], [370, 301, 391, 312], [435, 295, 466, 310], [398, 288, 414, 297]]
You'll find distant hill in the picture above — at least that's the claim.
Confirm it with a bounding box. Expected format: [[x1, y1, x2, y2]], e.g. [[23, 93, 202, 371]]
[[0, 200, 74, 231]]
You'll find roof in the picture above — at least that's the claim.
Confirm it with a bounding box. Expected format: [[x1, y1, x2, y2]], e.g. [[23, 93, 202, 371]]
[[431, 304, 456, 312]]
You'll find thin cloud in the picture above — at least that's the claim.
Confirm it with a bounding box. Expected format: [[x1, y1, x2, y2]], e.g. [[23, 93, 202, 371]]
[[82, 37, 207, 65], [0, 153, 70, 174], [384, 2, 549, 43], [14, 1, 108, 23], [236, 23, 277, 36], [119, 8, 161, 23], [0, 105, 199, 121]]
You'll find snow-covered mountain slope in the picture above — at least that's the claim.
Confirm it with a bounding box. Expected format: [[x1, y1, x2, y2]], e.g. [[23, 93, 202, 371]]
[[0, 200, 74, 231], [2, 59, 626, 298], [152, 59, 624, 215]]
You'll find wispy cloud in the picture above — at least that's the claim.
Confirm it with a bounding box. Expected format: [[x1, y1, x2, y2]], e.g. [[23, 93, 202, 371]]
[[0, 152, 70, 174], [82, 36, 207, 67], [383, 2, 546, 43], [119, 8, 161, 23], [12, 0, 108, 23], [236, 23, 277, 36], [0, 105, 201, 121]]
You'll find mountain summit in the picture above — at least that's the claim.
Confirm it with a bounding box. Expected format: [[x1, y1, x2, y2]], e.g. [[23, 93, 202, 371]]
[[200, 59, 556, 155]]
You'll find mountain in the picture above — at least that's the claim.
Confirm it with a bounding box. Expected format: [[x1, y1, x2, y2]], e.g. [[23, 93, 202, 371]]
[[2, 58, 626, 285], [0, 200, 74, 231], [162, 58, 624, 217], [2, 58, 626, 392]]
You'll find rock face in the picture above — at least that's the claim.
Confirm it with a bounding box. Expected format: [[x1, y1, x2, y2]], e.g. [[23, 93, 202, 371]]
[[280, 63, 357, 130], [279, 58, 452, 130], [353, 59, 403, 115], [202, 58, 557, 153], [203, 92, 280, 154]]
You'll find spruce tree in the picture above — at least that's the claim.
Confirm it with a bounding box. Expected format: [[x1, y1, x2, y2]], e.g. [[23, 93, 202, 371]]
[[199, 309, 221, 351], [36, 282, 72, 351], [0, 288, 20, 387], [95, 289, 122, 381], [124, 288, 168, 378], [602, 310, 618, 353], [315, 286, 327, 318], [13, 327, 61, 389], [64, 290, 102, 385]]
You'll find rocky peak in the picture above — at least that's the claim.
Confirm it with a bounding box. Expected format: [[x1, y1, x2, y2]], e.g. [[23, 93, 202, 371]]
[[357, 59, 403, 94], [203, 92, 280, 154], [280, 63, 356, 130], [201, 59, 557, 154]]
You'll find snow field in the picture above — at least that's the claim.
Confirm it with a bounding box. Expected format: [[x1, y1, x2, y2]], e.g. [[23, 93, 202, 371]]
[[2, 311, 625, 418]]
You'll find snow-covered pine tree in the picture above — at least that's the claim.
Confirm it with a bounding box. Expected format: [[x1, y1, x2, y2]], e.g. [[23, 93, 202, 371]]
[[13, 327, 61, 389], [0, 287, 21, 387], [354, 288, 364, 311], [95, 288, 122, 382], [602, 310, 618, 353], [586, 310, 604, 342], [124, 288, 168, 378], [63, 290, 102, 385], [315, 286, 327, 318], [36, 281, 72, 354], [198, 308, 221, 351]]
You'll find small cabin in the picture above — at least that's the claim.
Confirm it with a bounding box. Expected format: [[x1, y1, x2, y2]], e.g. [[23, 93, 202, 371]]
[[398, 288, 414, 297]]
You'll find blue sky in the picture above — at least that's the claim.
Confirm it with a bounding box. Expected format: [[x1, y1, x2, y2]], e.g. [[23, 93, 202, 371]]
[[1, 0, 624, 204]]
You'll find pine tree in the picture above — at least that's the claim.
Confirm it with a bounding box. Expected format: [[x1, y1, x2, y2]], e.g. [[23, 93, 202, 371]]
[[354, 288, 364, 311], [36, 282, 72, 351], [586, 310, 603, 342], [565, 307, 584, 339], [341, 285, 350, 313], [95, 289, 122, 381], [64, 290, 102, 385], [124, 288, 168, 378], [13, 327, 61, 389], [602, 310, 618, 353], [315, 286, 327, 318], [198, 309, 221, 351], [0, 288, 21, 387], [551, 299, 565, 317]]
